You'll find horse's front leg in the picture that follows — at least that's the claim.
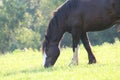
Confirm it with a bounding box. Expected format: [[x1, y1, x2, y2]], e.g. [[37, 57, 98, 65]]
[[69, 46, 79, 66], [69, 31, 80, 66], [81, 33, 96, 64]]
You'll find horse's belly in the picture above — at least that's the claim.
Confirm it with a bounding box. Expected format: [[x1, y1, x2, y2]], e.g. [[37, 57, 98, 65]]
[[84, 18, 115, 32], [86, 25, 113, 32]]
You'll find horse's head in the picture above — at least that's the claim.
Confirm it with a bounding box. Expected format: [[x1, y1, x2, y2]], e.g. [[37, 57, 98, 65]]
[[42, 36, 60, 68]]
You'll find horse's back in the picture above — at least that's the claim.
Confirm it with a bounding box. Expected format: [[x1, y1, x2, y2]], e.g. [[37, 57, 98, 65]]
[[65, 0, 120, 32]]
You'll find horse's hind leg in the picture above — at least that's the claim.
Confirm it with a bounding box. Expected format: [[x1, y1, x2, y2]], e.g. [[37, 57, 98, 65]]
[[81, 33, 96, 64]]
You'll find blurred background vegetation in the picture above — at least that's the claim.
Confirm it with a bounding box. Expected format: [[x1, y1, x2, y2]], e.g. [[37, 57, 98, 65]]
[[0, 0, 120, 54]]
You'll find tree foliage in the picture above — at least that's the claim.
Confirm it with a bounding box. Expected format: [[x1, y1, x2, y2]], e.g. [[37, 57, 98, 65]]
[[0, 0, 41, 53]]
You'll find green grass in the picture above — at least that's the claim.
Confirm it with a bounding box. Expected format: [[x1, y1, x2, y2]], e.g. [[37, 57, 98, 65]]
[[0, 41, 120, 80]]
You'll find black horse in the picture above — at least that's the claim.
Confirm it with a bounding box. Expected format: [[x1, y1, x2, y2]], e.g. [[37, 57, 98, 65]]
[[42, 0, 120, 68]]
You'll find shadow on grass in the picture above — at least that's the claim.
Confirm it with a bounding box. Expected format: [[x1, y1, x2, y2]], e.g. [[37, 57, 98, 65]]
[[3, 66, 56, 77]]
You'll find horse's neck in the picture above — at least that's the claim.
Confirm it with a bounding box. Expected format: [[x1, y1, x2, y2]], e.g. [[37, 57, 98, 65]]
[[46, 25, 65, 45]]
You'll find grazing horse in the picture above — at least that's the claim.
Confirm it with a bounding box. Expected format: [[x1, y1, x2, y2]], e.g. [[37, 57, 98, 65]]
[[42, 0, 120, 68]]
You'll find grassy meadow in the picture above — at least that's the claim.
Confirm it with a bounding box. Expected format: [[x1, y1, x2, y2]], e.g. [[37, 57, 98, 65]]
[[0, 41, 120, 80]]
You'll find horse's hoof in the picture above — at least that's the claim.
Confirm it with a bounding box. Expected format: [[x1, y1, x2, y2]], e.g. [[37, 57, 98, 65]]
[[88, 59, 96, 64], [68, 62, 78, 67]]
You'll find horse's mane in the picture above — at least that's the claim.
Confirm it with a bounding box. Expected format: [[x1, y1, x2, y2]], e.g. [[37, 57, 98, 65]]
[[53, 0, 78, 19], [47, 0, 78, 34]]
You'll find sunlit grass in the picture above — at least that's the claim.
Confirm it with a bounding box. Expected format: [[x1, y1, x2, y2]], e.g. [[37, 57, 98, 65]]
[[0, 41, 120, 80]]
